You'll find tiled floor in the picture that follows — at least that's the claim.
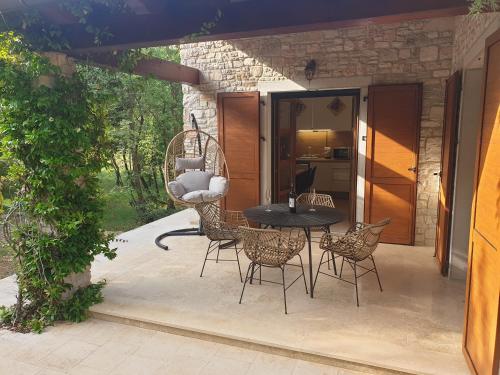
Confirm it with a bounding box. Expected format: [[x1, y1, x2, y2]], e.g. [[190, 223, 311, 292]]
[[0, 319, 366, 374], [0, 209, 469, 375]]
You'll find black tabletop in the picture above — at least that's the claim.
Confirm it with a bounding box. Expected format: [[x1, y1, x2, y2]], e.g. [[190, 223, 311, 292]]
[[244, 203, 345, 228]]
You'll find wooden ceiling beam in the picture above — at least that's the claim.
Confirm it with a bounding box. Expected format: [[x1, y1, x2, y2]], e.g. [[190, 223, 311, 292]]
[[77, 53, 200, 85], [58, 0, 469, 53]]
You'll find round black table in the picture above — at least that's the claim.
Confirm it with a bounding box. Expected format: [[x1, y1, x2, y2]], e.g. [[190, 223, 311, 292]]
[[244, 203, 345, 298]]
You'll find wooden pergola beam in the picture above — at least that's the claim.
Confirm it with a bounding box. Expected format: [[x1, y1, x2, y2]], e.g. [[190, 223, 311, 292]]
[[77, 53, 200, 85]]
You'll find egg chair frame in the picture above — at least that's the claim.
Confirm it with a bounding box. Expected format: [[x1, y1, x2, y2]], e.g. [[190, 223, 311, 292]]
[[155, 114, 230, 250]]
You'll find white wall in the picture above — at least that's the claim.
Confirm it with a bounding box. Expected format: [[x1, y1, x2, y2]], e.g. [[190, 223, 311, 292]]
[[449, 69, 482, 280]]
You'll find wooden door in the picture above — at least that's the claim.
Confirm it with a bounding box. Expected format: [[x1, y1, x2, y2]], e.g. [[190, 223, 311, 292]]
[[364, 84, 422, 245], [463, 28, 500, 375], [217, 92, 260, 211], [274, 99, 297, 202], [435, 71, 462, 275]]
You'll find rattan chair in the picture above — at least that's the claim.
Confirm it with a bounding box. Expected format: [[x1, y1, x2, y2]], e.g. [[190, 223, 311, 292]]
[[196, 202, 248, 282], [297, 192, 337, 274], [297, 192, 335, 208], [314, 218, 391, 306], [238, 227, 308, 314]]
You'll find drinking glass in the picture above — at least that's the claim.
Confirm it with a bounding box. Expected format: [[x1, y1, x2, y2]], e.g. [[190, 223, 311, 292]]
[[265, 188, 272, 212], [309, 188, 317, 212]]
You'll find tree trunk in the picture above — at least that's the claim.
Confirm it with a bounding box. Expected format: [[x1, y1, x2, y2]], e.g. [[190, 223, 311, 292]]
[[110, 155, 123, 186]]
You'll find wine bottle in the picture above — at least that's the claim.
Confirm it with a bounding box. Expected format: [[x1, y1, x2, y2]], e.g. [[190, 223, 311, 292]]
[[289, 183, 297, 213]]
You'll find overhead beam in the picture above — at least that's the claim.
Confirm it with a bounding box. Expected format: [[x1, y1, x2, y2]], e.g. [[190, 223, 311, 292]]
[[77, 53, 200, 85], [57, 0, 469, 52]]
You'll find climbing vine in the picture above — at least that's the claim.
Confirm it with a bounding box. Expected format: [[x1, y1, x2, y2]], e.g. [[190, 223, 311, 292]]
[[0, 32, 115, 332]]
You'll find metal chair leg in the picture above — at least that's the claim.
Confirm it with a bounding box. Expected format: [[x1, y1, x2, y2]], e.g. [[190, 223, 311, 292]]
[[281, 266, 288, 314], [234, 243, 243, 282], [200, 240, 214, 277], [339, 256, 345, 278], [354, 261, 359, 307], [371, 255, 383, 292], [259, 262, 262, 285], [298, 254, 309, 294], [313, 250, 327, 291], [327, 251, 331, 270], [239, 262, 253, 304], [216, 243, 221, 263]]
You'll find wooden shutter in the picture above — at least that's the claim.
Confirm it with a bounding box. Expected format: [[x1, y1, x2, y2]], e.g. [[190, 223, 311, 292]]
[[463, 28, 500, 375], [435, 71, 462, 275], [217, 92, 260, 211], [364, 84, 422, 245]]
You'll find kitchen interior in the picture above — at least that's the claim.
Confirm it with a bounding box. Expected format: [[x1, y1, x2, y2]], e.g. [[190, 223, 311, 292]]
[[274, 92, 358, 225]]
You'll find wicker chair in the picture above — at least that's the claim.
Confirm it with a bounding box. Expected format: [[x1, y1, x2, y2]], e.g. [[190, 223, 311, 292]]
[[297, 192, 335, 208], [314, 218, 391, 306], [238, 227, 308, 314], [297, 192, 337, 274], [195, 202, 248, 282]]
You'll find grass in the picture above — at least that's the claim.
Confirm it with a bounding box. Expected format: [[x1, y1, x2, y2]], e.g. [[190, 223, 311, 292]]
[[99, 170, 139, 233]]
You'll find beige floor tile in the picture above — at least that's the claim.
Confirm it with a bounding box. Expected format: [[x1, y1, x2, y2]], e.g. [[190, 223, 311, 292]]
[[214, 344, 259, 364], [37, 340, 98, 371], [34, 368, 66, 375], [292, 360, 336, 375], [77, 342, 139, 373], [0, 358, 41, 375], [66, 365, 104, 375], [200, 357, 252, 375], [246, 352, 297, 375], [109, 355, 164, 375], [163, 353, 211, 374]]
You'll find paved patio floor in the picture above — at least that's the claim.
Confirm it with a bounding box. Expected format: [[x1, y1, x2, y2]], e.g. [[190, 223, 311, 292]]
[[0, 318, 368, 374], [0, 209, 469, 375]]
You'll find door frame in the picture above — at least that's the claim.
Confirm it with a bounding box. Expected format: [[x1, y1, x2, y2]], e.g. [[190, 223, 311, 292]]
[[270, 88, 360, 224], [435, 71, 462, 275]]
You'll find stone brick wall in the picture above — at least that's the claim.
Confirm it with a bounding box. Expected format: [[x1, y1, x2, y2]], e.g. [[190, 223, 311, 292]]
[[452, 12, 500, 70], [180, 17, 457, 245]]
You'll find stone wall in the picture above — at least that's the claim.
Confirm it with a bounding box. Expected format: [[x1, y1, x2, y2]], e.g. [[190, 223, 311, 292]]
[[452, 12, 500, 70], [180, 17, 457, 245]]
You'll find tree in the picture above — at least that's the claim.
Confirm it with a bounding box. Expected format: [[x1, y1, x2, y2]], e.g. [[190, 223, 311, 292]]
[[79, 47, 183, 222]]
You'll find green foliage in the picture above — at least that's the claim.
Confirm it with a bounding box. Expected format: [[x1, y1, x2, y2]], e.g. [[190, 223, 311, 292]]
[[79, 47, 183, 222], [469, 0, 499, 13], [0, 32, 115, 332]]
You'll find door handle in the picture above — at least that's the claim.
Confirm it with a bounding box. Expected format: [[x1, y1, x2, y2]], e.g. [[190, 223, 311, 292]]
[[408, 167, 417, 173], [433, 171, 442, 177]]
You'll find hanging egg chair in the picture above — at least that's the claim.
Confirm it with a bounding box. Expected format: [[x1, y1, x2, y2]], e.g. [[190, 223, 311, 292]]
[[155, 114, 230, 250]]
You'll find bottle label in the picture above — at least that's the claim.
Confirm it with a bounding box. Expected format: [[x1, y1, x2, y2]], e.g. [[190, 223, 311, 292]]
[[289, 198, 295, 208]]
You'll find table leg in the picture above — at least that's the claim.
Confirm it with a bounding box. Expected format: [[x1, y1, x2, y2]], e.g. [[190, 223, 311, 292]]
[[304, 228, 314, 298]]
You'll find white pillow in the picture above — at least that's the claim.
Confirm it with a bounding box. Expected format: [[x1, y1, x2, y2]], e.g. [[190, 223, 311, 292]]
[[176, 171, 214, 193], [209, 176, 229, 196], [182, 190, 221, 203], [167, 181, 186, 198], [175, 157, 204, 171]]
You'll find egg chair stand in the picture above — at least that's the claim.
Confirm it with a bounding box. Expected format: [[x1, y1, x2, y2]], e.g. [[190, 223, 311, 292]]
[[155, 114, 231, 251]]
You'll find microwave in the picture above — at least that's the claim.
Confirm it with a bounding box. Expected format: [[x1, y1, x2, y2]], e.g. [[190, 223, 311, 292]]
[[333, 147, 351, 160]]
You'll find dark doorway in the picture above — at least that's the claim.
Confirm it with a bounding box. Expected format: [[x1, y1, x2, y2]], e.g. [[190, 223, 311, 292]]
[[271, 89, 360, 227]]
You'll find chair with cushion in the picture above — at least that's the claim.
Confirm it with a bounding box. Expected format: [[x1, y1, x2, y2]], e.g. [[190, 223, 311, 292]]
[[238, 227, 308, 314], [313, 218, 391, 306], [155, 114, 230, 250], [195, 202, 248, 282]]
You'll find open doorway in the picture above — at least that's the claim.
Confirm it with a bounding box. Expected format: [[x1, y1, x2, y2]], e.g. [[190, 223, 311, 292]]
[[271, 89, 360, 227]]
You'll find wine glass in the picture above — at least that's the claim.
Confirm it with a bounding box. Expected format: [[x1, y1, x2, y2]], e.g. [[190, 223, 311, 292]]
[[265, 188, 272, 212], [309, 188, 317, 212]]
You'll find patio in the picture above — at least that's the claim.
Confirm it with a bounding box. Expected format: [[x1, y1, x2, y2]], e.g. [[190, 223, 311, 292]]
[[55, 209, 470, 375]]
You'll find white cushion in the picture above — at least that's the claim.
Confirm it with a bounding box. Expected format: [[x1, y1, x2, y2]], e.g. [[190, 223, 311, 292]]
[[209, 176, 229, 196], [182, 190, 222, 203], [167, 181, 186, 198], [176, 171, 213, 193], [175, 157, 204, 170]]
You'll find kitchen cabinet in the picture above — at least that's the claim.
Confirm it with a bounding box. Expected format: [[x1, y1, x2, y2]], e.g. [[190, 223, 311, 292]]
[[308, 161, 351, 193]]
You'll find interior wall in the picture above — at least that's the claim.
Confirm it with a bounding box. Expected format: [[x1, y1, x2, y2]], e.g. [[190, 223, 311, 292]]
[[449, 69, 482, 280], [295, 96, 353, 131]]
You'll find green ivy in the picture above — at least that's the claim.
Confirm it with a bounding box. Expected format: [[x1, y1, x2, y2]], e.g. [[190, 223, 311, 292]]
[[0, 32, 116, 332]]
